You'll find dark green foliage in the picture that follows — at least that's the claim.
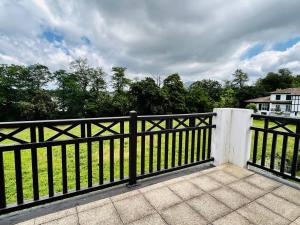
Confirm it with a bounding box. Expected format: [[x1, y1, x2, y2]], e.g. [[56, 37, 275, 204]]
[[162, 74, 187, 113], [256, 68, 294, 92], [186, 82, 213, 112], [1, 58, 300, 121], [130, 77, 165, 114]]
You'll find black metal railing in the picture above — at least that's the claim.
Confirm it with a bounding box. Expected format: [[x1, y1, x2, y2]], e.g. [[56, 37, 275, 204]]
[[248, 114, 300, 182], [0, 111, 215, 214]]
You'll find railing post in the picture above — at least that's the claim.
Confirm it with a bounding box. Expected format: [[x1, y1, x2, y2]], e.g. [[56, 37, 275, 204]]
[[128, 111, 137, 186]]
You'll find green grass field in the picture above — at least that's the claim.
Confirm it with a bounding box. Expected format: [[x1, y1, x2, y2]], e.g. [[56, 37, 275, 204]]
[[251, 119, 300, 177], [1, 119, 299, 205]]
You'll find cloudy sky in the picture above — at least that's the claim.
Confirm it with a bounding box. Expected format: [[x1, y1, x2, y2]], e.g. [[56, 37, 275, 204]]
[[1, 0, 300, 83]]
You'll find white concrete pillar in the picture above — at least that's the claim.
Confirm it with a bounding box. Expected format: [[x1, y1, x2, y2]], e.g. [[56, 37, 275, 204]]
[[211, 108, 253, 168]]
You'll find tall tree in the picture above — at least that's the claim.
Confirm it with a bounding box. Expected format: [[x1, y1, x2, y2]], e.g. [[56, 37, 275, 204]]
[[193, 79, 222, 102], [111, 67, 130, 93], [232, 69, 248, 88], [256, 68, 294, 92], [130, 77, 165, 114], [186, 82, 212, 113], [162, 73, 187, 113]]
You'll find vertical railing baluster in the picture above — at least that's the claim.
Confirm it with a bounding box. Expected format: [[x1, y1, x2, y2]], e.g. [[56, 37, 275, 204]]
[[87, 122, 92, 187], [0, 151, 6, 208], [14, 148, 23, 204], [99, 140, 104, 185], [110, 139, 114, 182], [75, 143, 80, 190], [261, 119, 269, 166], [196, 129, 201, 161], [141, 120, 145, 175], [178, 131, 183, 166], [149, 134, 153, 173], [207, 116, 212, 159], [184, 121, 189, 164], [47, 146, 54, 197], [128, 111, 137, 185], [190, 117, 195, 162], [120, 121, 124, 180], [270, 133, 277, 170], [157, 133, 161, 171], [291, 122, 300, 177], [164, 118, 170, 169], [202, 128, 207, 160], [30, 126, 39, 201], [171, 119, 176, 167], [252, 130, 258, 163], [280, 135, 288, 173], [61, 144, 67, 194]]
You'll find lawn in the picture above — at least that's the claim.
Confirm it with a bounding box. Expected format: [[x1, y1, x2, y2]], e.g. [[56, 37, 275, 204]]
[[251, 119, 300, 177], [0, 120, 210, 204]]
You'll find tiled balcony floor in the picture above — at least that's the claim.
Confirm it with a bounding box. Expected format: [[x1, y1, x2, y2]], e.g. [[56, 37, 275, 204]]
[[15, 164, 300, 225]]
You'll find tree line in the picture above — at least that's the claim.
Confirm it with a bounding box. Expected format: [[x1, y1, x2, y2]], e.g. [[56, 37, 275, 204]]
[[1, 58, 300, 121]]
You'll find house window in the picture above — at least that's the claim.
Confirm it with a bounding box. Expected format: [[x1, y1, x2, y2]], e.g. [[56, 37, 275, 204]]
[[286, 105, 291, 112], [261, 103, 269, 110], [275, 105, 281, 111], [286, 95, 291, 100], [276, 95, 281, 100]]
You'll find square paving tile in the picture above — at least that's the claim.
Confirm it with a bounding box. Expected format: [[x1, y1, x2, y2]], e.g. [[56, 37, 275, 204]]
[[78, 203, 122, 225], [212, 212, 253, 225], [207, 170, 238, 184], [113, 194, 155, 224], [42, 215, 78, 225], [211, 187, 250, 210], [139, 182, 165, 193], [34, 207, 77, 224], [189, 175, 222, 192], [256, 193, 300, 221], [183, 171, 203, 180], [77, 198, 111, 212], [237, 202, 289, 225], [168, 180, 203, 200], [245, 174, 281, 191], [220, 164, 254, 179], [187, 193, 231, 222], [129, 213, 167, 225], [229, 180, 265, 200], [272, 185, 300, 205], [143, 187, 182, 211], [161, 202, 208, 225], [111, 190, 140, 202]]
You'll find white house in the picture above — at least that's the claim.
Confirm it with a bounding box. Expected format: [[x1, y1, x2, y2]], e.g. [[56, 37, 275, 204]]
[[245, 88, 300, 116]]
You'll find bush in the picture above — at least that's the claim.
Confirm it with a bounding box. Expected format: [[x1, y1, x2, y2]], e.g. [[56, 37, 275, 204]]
[[246, 103, 257, 112]]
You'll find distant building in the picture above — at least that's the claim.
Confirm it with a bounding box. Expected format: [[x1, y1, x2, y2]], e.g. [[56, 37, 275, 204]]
[[245, 88, 300, 116]]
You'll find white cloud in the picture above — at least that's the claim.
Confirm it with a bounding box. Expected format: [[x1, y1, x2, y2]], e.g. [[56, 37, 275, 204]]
[[0, 0, 300, 82]]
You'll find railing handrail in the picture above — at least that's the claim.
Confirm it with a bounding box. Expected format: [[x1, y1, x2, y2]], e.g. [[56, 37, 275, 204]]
[[251, 113, 300, 123], [0, 116, 130, 128], [138, 112, 216, 120]]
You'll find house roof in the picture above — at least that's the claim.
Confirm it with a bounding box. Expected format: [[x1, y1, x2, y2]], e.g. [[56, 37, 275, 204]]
[[270, 88, 300, 95], [245, 96, 271, 103]]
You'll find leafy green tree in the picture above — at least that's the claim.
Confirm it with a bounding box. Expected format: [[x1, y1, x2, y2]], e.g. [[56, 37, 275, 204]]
[[232, 69, 248, 88], [162, 73, 187, 113], [217, 88, 238, 108], [111, 67, 130, 93], [54, 70, 85, 118], [186, 82, 212, 113], [192, 79, 222, 102], [256, 68, 294, 92], [130, 77, 165, 114]]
